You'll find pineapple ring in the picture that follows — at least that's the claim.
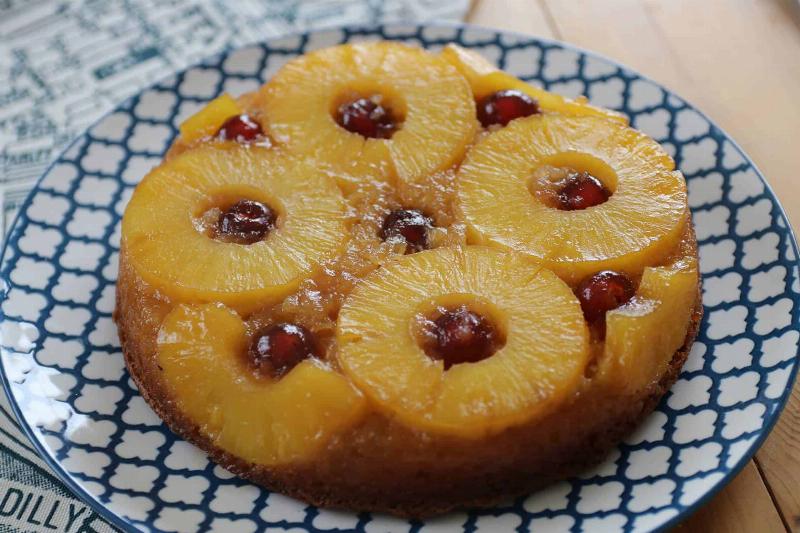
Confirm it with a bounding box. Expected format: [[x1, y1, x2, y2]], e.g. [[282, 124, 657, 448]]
[[337, 246, 590, 438], [457, 114, 688, 284], [157, 303, 366, 466], [121, 145, 348, 313], [440, 44, 627, 123], [261, 42, 478, 193]]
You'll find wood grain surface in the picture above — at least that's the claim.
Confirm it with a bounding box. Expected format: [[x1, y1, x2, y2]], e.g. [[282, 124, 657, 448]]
[[467, 1, 800, 531]]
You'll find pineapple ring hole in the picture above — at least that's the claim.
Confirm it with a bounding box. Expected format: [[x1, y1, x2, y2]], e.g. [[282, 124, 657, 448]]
[[528, 152, 618, 209], [243, 322, 319, 381], [412, 293, 507, 369], [193, 186, 285, 244], [330, 84, 407, 138]]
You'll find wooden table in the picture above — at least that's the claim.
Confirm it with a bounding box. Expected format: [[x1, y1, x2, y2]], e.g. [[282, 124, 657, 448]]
[[467, 0, 800, 531]]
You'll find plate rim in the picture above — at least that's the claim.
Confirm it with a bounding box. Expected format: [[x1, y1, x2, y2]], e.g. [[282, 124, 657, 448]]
[[0, 21, 797, 533]]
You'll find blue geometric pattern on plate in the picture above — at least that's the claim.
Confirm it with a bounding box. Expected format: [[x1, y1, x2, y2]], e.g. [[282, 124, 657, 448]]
[[0, 24, 798, 533]]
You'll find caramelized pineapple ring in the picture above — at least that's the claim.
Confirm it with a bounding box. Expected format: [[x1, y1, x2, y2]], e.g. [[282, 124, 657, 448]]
[[337, 246, 590, 438], [157, 303, 366, 466], [121, 145, 348, 313], [600, 253, 699, 392], [261, 42, 478, 193], [458, 114, 688, 284], [440, 44, 626, 123]]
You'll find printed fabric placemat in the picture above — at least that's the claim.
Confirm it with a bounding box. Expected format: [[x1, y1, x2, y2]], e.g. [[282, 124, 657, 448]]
[[0, 1, 469, 530]]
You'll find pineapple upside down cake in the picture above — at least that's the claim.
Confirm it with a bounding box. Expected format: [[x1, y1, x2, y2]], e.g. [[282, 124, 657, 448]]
[[116, 41, 701, 516]]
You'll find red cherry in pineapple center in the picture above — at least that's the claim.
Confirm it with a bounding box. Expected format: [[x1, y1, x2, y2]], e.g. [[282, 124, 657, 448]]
[[249, 323, 317, 378], [380, 209, 433, 253], [217, 199, 276, 245], [336, 97, 398, 139], [217, 114, 263, 142], [477, 89, 540, 127], [576, 271, 635, 323], [427, 306, 500, 369], [557, 171, 610, 210]]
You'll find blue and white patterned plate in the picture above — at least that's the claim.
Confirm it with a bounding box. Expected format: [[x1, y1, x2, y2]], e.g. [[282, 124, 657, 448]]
[[1, 24, 798, 533]]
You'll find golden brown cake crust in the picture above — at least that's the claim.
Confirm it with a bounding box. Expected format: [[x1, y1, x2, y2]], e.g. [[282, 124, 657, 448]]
[[115, 226, 701, 517]]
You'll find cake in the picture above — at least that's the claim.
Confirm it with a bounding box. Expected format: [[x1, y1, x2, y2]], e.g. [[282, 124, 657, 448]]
[[115, 41, 701, 516]]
